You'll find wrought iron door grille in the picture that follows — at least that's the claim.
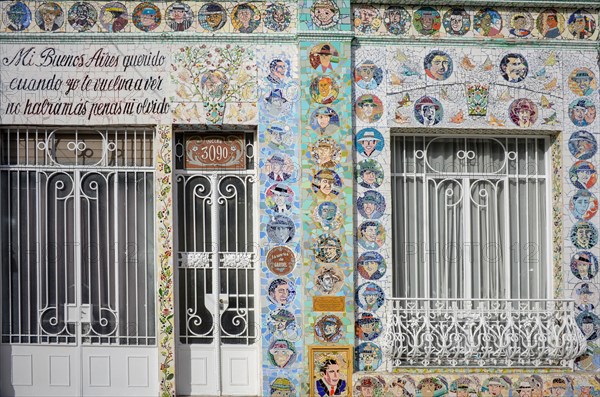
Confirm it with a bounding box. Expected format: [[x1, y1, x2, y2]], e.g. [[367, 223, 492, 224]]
[[0, 127, 156, 345]]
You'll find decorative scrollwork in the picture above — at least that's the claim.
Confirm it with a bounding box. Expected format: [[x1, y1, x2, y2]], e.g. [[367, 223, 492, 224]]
[[39, 306, 72, 336], [179, 252, 211, 268], [221, 252, 255, 269], [384, 298, 587, 368]]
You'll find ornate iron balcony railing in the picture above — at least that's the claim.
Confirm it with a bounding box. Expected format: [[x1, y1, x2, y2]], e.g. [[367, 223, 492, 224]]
[[382, 298, 587, 368]]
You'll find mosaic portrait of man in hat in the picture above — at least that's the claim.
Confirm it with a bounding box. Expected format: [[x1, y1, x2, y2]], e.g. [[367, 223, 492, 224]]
[[570, 161, 597, 190], [354, 60, 383, 90], [268, 339, 297, 368], [310, 0, 339, 30], [357, 251, 386, 280], [569, 189, 598, 221], [312, 169, 342, 200], [357, 159, 384, 189], [100, 2, 128, 33], [309, 43, 340, 72], [357, 221, 385, 250], [569, 98, 596, 127], [5, 1, 31, 31], [314, 314, 343, 343], [269, 377, 296, 397], [68, 2, 97, 32], [167, 2, 192, 32], [384, 6, 411, 35], [414, 96, 443, 126], [576, 311, 600, 341], [570, 251, 599, 281], [198, 2, 226, 31], [355, 312, 382, 341], [267, 215, 295, 244], [314, 234, 342, 263], [310, 106, 340, 135], [568, 10, 596, 39], [569, 130, 597, 160], [266, 183, 293, 214], [357, 190, 385, 220], [356, 94, 384, 123], [509, 98, 538, 128], [232, 3, 261, 33], [570, 221, 599, 250], [310, 138, 341, 168], [573, 282, 599, 311], [314, 265, 344, 294], [356, 128, 384, 158], [36, 2, 64, 32], [569, 68, 597, 96], [133, 2, 161, 32], [312, 201, 343, 231]]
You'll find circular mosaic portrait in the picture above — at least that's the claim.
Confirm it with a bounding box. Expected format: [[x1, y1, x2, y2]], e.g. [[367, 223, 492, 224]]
[[265, 152, 294, 182], [413, 7, 441, 35], [569, 98, 596, 127], [356, 128, 384, 159], [267, 339, 297, 368], [570, 221, 599, 250], [509, 12, 533, 38], [442, 8, 470, 36], [312, 201, 343, 231], [132, 2, 161, 32], [355, 342, 383, 371], [357, 190, 386, 220], [264, 3, 290, 32], [356, 159, 384, 189], [354, 5, 381, 34], [509, 98, 538, 128], [266, 245, 295, 276], [356, 312, 382, 341], [357, 251, 386, 280], [356, 282, 385, 312], [568, 9, 596, 39], [473, 8, 502, 37], [231, 3, 260, 33], [310, 106, 340, 135], [570, 160, 598, 190], [424, 50, 453, 81], [68, 2, 97, 32], [384, 6, 410, 35], [357, 221, 386, 250], [198, 3, 226, 32], [312, 169, 342, 200], [309, 42, 339, 72], [266, 215, 295, 244], [4, 1, 32, 31], [314, 314, 343, 343], [267, 124, 291, 149], [166, 2, 193, 32], [309, 138, 341, 168], [310, 75, 339, 105], [356, 94, 384, 123], [266, 184, 294, 215], [35, 2, 64, 32], [569, 68, 597, 96], [314, 265, 344, 295], [576, 311, 600, 341], [536, 9, 565, 39], [354, 60, 383, 90], [571, 251, 600, 281], [311, 0, 339, 30], [354, 376, 385, 397], [99, 2, 128, 32], [269, 378, 296, 395], [314, 234, 342, 263], [570, 189, 598, 221], [414, 96, 443, 126], [267, 309, 300, 341], [267, 278, 296, 307], [264, 88, 292, 118], [569, 130, 598, 160], [500, 53, 528, 83]]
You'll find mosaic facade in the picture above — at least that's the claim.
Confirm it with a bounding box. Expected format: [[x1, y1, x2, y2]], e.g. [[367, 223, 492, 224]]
[[0, 1, 599, 397]]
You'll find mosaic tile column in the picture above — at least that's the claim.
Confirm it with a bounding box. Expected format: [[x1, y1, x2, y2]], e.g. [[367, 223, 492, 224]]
[[257, 45, 303, 395], [353, 45, 391, 374], [561, 49, 600, 371], [300, 38, 354, 395], [156, 124, 175, 397]]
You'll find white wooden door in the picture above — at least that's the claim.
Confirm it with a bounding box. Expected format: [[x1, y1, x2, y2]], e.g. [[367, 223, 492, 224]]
[[0, 128, 157, 397], [174, 132, 260, 396]]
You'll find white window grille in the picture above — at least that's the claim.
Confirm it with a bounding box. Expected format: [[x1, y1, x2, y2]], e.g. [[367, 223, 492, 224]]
[[0, 127, 155, 345], [174, 131, 258, 345]]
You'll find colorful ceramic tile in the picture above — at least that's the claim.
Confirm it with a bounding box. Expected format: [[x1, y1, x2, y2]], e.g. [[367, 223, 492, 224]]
[[356, 128, 384, 159], [310, 75, 340, 104], [67, 2, 96, 32], [568, 9, 596, 39], [309, 42, 340, 72], [266, 245, 296, 276], [268, 377, 297, 395], [355, 312, 382, 341], [572, 282, 600, 312], [198, 2, 226, 32], [314, 314, 344, 343], [99, 2, 128, 32], [132, 2, 161, 32], [466, 84, 490, 116], [312, 201, 343, 231], [569, 68, 597, 96], [354, 60, 383, 90], [570, 189, 598, 221], [383, 6, 410, 35], [357, 221, 386, 250], [576, 312, 600, 341], [356, 94, 384, 123], [509, 98, 538, 128], [424, 50, 453, 81], [268, 278, 297, 307], [570, 221, 599, 250], [473, 8, 502, 37], [442, 8, 470, 36], [35, 2, 64, 32], [310, 106, 340, 135], [500, 53, 528, 82], [231, 3, 261, 33], [264, 3, 291, 32], [266, 215, 296, 243], [570, 161, 597, 190], [312, 169, 343, 200], [571, 251, 600, 281], [267, 339, 297, 368], [354, 375, 385, 396], [314, 265, 344, 294], [165, 2, 193, 32], [267, 309, 301, 341], [356, 159, 383, 189], [536, 9, 565, 38], [414, 96, 443, 126], [413, 6, 441, 36], [354, 5, 381, 34], [357, 251, 386, 280], [355, 341, 383, 371], [309, 138, 341, 168], [310, 0, 339, 30], [266, 184, 294, 214], [4, 1, 32, 31], [569, 131, 598, 160], [314, 234, 342, 263], [569, 98, 595, 127], [508, 12, 533, 38]]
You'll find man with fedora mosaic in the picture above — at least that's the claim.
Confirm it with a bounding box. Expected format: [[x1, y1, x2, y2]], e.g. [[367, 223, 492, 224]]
[[168, 2, 191, 32], [312, 107, 339, 134], [576, 283, 596, 311], [415, 96, 441, 126], [357, 159, 383, 189], [572, 70, 595, 96], [357, 129, 382, 158], [359, 190, 384, 219], [269, 377, 295, 397]]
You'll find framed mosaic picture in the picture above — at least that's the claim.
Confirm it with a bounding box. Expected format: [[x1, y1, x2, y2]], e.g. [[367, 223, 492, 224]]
[[309, 345, 353, 397]]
